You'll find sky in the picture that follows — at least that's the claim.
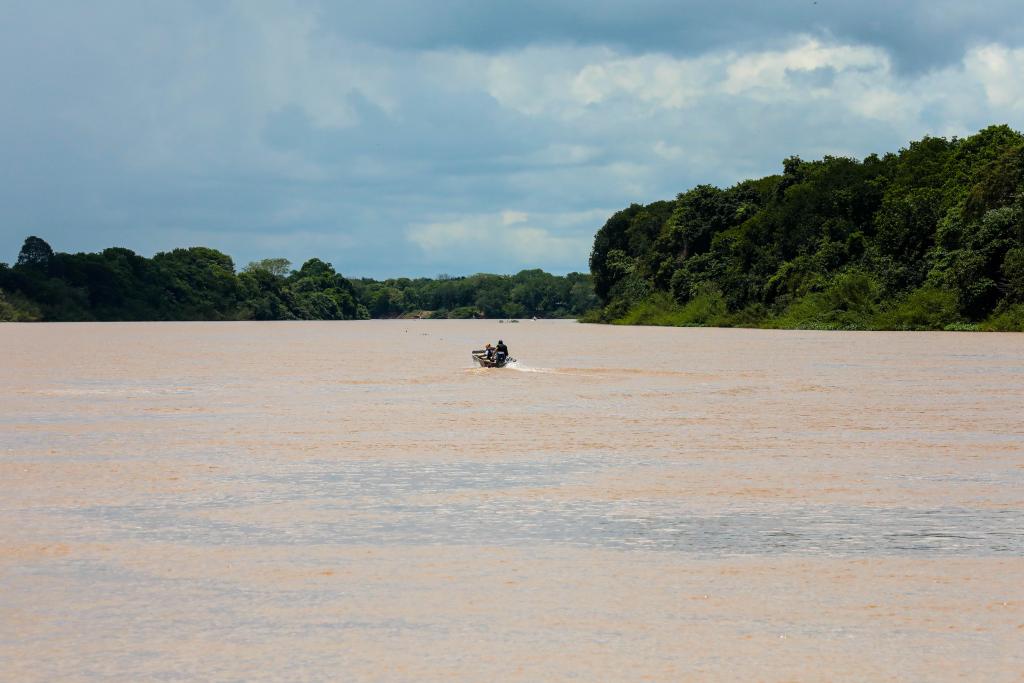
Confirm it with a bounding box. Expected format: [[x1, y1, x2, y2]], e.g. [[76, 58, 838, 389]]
[[2, 1, 1024, 278]]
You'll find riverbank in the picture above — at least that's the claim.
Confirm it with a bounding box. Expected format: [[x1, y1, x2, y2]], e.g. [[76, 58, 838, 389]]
[[583, 291, 1024, 331]]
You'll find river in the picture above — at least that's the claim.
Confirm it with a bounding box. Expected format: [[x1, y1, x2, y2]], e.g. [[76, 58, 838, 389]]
[[1, 320, 1022, 681]]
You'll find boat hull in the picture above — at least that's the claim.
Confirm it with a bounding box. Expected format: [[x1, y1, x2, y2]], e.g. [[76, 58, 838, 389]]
[[472, 353, 509, 368]]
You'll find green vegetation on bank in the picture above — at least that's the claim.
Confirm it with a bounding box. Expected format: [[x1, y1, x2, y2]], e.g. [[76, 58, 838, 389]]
[[6, 125, 1022, 329], [0, 237, 597, 321], [587, 125, 1024, 331], [351, 270, 597, 320]]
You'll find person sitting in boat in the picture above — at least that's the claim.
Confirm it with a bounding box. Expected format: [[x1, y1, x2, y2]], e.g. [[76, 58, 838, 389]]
[[483, 343, 495, 360], [495, 340, 508, 363]]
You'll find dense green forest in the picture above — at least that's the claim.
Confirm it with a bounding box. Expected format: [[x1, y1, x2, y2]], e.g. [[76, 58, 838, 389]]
[[588, 124, 1024, 331], [351, 271, 596, 319], [4, 125, 1022, 329], [0, 236, 597, 321]]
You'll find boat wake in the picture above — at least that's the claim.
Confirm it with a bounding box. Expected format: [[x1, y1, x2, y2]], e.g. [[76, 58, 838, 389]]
[[504, 360, 560, 374], [465, 360, 558, 374]]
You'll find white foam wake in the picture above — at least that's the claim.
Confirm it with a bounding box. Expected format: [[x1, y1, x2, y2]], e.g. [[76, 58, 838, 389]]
[[504, 360, 559, 374]]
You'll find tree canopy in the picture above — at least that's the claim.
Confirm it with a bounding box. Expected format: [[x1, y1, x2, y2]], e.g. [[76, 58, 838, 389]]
[[586, 125, 1024, 331], [0, 237, 596, 322], [7, 125, 1020, 330]]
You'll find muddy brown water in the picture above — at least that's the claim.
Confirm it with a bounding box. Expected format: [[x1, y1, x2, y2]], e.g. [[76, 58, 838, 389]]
[[1, 321, 1022, 681]]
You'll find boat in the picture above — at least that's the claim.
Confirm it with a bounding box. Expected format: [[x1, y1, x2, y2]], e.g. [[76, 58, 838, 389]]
[[471, 350, 515, 368]]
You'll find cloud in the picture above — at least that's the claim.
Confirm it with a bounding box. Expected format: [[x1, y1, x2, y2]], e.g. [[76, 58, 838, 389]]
[[501, 211, 529, 226], [406, 210, 602, 273], [1, 3, 1024, 277], [965, 45, 1024, 110], [652, 141, 684, 161], [722, 40, 886, 98], [310, 0, 1024, 74]]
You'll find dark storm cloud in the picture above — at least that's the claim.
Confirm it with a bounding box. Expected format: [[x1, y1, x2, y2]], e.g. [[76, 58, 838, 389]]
[[315, 0, 1024, 73]]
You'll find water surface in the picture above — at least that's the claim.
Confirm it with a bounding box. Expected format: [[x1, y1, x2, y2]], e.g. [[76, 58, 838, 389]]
[[2, 321, 1022, 681]]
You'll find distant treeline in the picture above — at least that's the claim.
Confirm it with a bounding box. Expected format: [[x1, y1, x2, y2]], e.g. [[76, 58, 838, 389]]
[[7, 124, 1022, 329], [0, 238, 598, 322], [351, 271, 597, 319], [587, 124, 1024, 331]]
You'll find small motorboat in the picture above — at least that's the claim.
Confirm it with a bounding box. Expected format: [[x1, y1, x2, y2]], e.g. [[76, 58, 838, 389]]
[[471, 350, 515, 368]]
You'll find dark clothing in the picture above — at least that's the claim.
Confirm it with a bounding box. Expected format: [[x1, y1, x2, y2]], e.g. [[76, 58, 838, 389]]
[[495, 342, 508, 356]]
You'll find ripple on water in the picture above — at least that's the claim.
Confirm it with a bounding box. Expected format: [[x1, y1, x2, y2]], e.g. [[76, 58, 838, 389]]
[[52, 457, 1024, 557]]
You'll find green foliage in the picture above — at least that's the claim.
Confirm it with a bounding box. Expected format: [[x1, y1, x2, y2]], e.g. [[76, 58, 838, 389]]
[[2, 241, 370, 322], [351, 269, 598, 320], [613, 286, 728, 327], [16, 236, 54, 270], [589, 125, 1024, 331], [237, 268, 298, 320], [287, 258, 366, 320], [589, 204, 647, 302], [448, 306, 479, 319], [612, 293, 684, 326], [2, 237, 598, 322], [875, 287, 961, 330], [982, 304, 1024, 331], [244, 258, 292, 278], [0, 287, 41, 321], [768, 271, 880, 330], [153, 247, 240, 320], [1002, 247, 1024, 303]]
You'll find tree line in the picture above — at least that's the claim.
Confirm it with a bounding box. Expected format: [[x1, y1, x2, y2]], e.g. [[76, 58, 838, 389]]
[[0, 237, 598, 321], [351, 270, 597, 319], [586, 124, 1024, 331], [6, 124, 1021, 329]]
